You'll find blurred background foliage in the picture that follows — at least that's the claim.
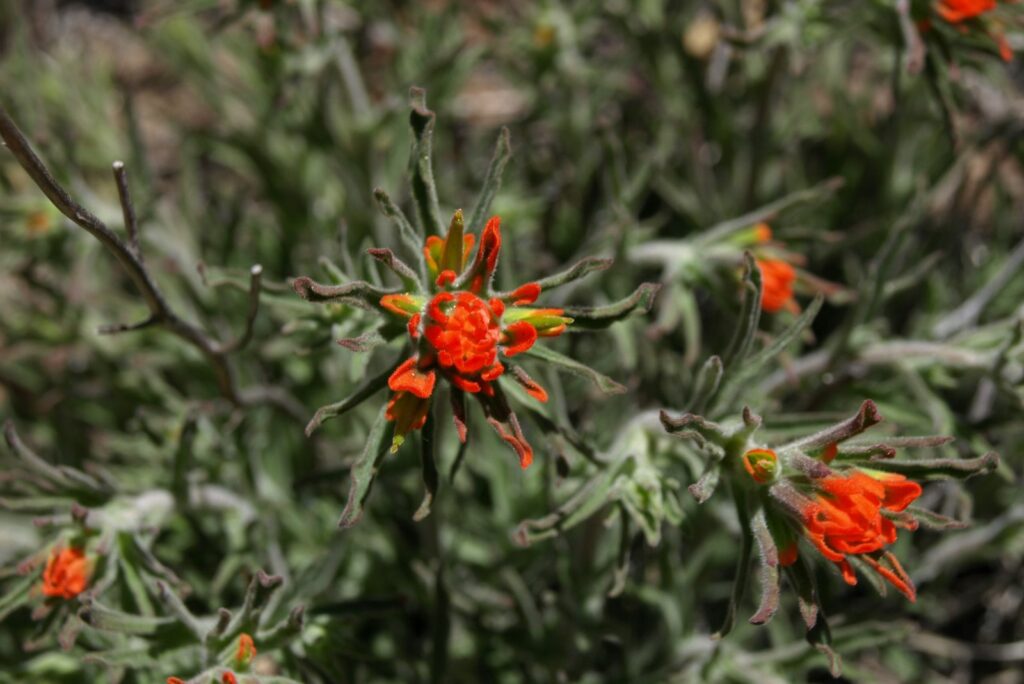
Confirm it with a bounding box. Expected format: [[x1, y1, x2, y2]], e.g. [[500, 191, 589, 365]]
[[0, 0, 1022, 682]]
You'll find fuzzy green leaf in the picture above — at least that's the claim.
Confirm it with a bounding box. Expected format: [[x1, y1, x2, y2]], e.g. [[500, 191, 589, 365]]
[[563, 283, 661, 330], [522, 344, 626, 395], [337, 405, 396, 528]]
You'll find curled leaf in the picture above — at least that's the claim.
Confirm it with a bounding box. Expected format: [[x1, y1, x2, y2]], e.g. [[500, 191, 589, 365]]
[[563, 283, 661, 330]]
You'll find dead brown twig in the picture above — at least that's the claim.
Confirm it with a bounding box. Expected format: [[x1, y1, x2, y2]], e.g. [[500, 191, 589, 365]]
[[0, 103, 303, 422]]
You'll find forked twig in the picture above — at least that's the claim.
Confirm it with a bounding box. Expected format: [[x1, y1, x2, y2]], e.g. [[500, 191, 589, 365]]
[[0, 104, 301, 421]]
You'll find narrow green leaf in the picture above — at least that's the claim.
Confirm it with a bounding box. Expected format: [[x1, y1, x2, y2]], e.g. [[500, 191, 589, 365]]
[[563, 283, 661, 330], [749, 510, 780, 625], [694, 177, 844, 246], [716, 294, 823, 411], [687, 463, 720, 504], [522, 344, 626, 395], [373, 187, 426, 280], [367, 247, 421, 291], [413, 413, 439, 522], [467, 127, 512, 234], [865, 452, 998, 480], [0, 572, 35, 622], [722, 252, 763, 369], [337, 405, 396, 528], [690, 355, 723, 414], [291, 276, 397, 309], [515, 458, 636, 545], [305, 362, 396, 436], [116, 533, 155, 617], [714, 487, 753, 639], [78, 600, 175, 636], [408, 87, 443, 235], [531, 256, 613, 292], [906, 506, 969, 530]]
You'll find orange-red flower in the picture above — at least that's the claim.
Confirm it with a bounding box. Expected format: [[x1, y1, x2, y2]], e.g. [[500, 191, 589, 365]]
[[756, 258, 798, 314], [789, 470, 922, 600], [235, 633, 257, 668], [936, 0, 997, 23], [41, 546, 90, 599], [381, 213, 572, 467], [742, 448, 779, 484], [935, 0, 1012, 60]]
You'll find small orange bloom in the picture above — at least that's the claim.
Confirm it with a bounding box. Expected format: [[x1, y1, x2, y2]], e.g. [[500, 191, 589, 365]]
[[41, 546, 90, 599], [167, 679, 186, 684], [235, 633, 257, 667], [936, 0, 997, 23], [753, 222, 772, 243], [381, 214, 573, 466], [796, 470, 922, 600], [935, 0, 1012, 61], [778, 542, 798, 567], [756, 258, 797, 314], [742, 448, 778, 484], [222, 673, 237, 684]]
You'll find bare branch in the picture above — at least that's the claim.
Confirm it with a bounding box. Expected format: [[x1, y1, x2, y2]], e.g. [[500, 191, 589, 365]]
[[0, 104, 300, 421], [111, 160, 142, 259], [98, 315, 159, 336], [215, 264, 263, 354]]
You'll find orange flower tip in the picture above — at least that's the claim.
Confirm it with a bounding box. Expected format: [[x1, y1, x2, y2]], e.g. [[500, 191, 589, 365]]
[[778, 543, 798, 567], [753, 223, 772, 242], [524, 382, 548, 403], [508, 282, 541, 305], [222, 673, 238, 684], [501, 321, 539, 357], [538, 323, 568, 337], [519, 449, 534, 469], [380, 293, 422, 318], [41, 546, 90, 599], [489, 298, 506, 318], [756, 258, 797, 313], [435, 270, 457, 288], [167, 679, 187, 684], [998, 33, 1012, 62], [936, 0, 997, 23], [235, 633, 257, 666], [742, 448, 778, 484], [388, 358, 436, 399]]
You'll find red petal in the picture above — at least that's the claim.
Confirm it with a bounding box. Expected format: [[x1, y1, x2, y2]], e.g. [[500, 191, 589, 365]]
[[428, 292, 454, 322], [486, 416, 534, 469], [435, 270, 457, 288], [467, 216, 502, 293], [501, 321, 538, 356], [388, 358, 436, 398], [778, 543, 798, 567], [489, 298, 506, 318], [863, 552, 917, 602], [837, 558, 857, 586], [511, 368, 548, 402], [508, 282, 541, 305], [450, 375, 482, 393], [380, 294, 420, 318]]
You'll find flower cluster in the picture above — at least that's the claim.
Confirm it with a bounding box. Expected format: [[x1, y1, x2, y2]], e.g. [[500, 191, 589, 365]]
[[167, 633, 257, 684], [661, 399, 998, 654], [930, 0, 1013, 61], [40, 546, 91, 600], [379, 211, 572, 466], [751, 452, 922, 600]]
